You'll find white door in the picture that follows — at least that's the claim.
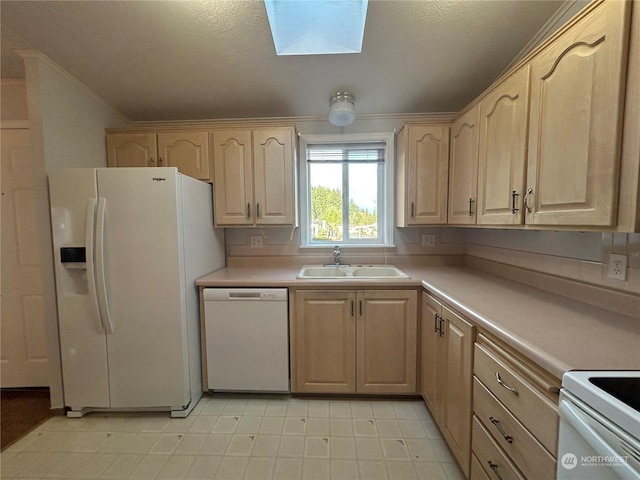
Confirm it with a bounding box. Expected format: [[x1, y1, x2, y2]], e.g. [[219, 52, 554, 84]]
[[0, 129, 49, 387], [96, 168, 190, 409]]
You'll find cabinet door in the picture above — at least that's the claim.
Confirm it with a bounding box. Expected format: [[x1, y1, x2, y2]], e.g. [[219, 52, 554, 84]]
[[212, 130, 254, 226], [293, 290, 356, 393], [406, 125, 450, 224], [441, 306, 475, 478], [357, 290, 417, 394], [477, 67, 530, 225], [448, 107, 480, 225], [421, 293, 444, 424], [157, 131, 210, 180], [106, 134, 157, 168], [526, 0, 630, 226], [253, 128, 296, 226]]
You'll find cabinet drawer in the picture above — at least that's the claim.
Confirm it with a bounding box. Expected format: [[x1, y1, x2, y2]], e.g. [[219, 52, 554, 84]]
[[470, 453, 491, 480], [474, 340, 559, 453], [472, 416, 525, 480], [473, 377, 556, 479]]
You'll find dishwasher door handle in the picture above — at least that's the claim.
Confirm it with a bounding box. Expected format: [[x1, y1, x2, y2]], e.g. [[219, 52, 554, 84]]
[[228, 292, 262, 299]]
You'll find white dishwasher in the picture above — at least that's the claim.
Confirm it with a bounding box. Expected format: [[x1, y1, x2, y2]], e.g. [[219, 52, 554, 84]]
[[203, 288, 290, 392]]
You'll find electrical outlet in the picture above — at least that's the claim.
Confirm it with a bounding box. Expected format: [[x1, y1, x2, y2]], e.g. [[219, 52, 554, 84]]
[[422, 234, 436, 247], [608, 253, 628, 281], [250, 235, 263, 248]]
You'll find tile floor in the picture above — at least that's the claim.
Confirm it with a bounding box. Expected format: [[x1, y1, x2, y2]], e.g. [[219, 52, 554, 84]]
[[1, 388, 53, 450], [0, 394, 465, 479]]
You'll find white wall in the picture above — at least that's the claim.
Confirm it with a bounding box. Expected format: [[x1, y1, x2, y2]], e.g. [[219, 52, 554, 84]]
[[19, 50, 129, 408]]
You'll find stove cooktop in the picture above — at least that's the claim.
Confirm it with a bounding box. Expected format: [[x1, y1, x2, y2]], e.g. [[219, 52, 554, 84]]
[[589, 377, 640, 413], [562, 371, 640, 440]]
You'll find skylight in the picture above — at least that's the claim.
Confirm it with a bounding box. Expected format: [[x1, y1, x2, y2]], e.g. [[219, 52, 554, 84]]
[[264, 0, 369, 56]]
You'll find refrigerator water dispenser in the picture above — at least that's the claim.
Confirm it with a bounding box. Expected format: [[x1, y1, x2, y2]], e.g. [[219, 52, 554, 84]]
[[60, 247, 88, 294]]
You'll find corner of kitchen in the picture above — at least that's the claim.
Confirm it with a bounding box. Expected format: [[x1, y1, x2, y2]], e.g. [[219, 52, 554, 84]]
[[1, 1, 639, 479]]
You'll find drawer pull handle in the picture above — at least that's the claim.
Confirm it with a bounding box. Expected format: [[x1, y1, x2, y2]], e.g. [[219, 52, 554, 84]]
[[487, 461, 504, 480], [495, 372, 518, 395], [489, 416, 513, 443], [434, 312, 439, 333], [438, 315, 445, 337]]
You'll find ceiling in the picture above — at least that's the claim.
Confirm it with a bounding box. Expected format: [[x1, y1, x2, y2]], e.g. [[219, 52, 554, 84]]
[[1, 0, 572, 122]]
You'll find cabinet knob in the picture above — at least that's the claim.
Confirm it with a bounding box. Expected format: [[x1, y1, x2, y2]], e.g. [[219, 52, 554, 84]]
[[158, 157, 163, 166]]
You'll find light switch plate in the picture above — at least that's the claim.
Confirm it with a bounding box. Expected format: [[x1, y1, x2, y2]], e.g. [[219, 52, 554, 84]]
[[250, 235, 263, 248], [608, 253, 628, 281]]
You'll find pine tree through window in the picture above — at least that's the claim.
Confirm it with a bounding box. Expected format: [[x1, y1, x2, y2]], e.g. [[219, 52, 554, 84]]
[[300, 134, 393, 246]]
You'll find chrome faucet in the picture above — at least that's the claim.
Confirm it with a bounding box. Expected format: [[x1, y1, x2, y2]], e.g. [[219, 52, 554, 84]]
[[333, 245, 341, 266]]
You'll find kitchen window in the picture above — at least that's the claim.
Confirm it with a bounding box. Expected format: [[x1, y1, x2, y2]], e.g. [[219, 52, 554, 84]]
[[299, 133, 394, 246]]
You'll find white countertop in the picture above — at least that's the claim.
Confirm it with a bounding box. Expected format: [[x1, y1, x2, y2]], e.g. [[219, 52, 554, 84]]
[[196, 265, 640, 379]]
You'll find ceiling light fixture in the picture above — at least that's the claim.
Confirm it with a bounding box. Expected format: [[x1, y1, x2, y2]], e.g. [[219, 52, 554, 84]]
[[264, 0, 369, 56], [329, 92, 356, 127]]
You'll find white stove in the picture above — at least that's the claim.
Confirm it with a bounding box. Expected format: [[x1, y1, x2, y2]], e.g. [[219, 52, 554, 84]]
[[558, 371, 640, 480]]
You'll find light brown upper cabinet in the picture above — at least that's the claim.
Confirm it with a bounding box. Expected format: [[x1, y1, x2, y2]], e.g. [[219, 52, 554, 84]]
[[396, 124, 449, 226], [448, 106, 480, 225], [106, 133, 158, 168], [107, 131, 210, 181], [525, 0, 631, 226], [157, 131, 210, 180], [476, 66, 530, 225], [212, 127, 297, 227]]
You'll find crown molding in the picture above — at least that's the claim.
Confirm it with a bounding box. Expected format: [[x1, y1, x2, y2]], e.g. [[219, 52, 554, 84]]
[[15, 49, 131, 125], [127, 111, 457, 128], [499, 0, 584, 76]]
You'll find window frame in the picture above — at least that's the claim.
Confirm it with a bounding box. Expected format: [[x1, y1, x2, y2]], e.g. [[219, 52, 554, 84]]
[[299, 132, 395, 247]]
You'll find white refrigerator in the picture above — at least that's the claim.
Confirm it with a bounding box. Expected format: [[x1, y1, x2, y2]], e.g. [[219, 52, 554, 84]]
[[49, 167, 225, 417]]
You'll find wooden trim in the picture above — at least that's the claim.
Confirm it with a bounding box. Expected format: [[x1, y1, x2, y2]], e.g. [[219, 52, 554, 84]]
[[0, 121, 30, 129], [617, 0, 640, 232]]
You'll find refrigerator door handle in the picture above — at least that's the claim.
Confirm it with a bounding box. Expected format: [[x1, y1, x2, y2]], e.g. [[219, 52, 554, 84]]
[[85, 198, 104, 333], [95, 197, 114, 334]]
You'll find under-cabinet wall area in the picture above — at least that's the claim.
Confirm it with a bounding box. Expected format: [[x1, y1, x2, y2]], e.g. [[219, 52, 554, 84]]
[[465, 230, 640, 295]]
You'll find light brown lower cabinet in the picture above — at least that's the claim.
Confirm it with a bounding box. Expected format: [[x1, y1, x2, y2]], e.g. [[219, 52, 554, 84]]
[[472, 416, 526, 480], [292, 289, 417, 394], [472, 332, 560, 480], [470, 452, 492, 480], [421, 292, 475, 478]]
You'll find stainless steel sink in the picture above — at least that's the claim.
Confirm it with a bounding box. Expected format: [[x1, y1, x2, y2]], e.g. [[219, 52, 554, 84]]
[[297, 265, 409, 279]]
